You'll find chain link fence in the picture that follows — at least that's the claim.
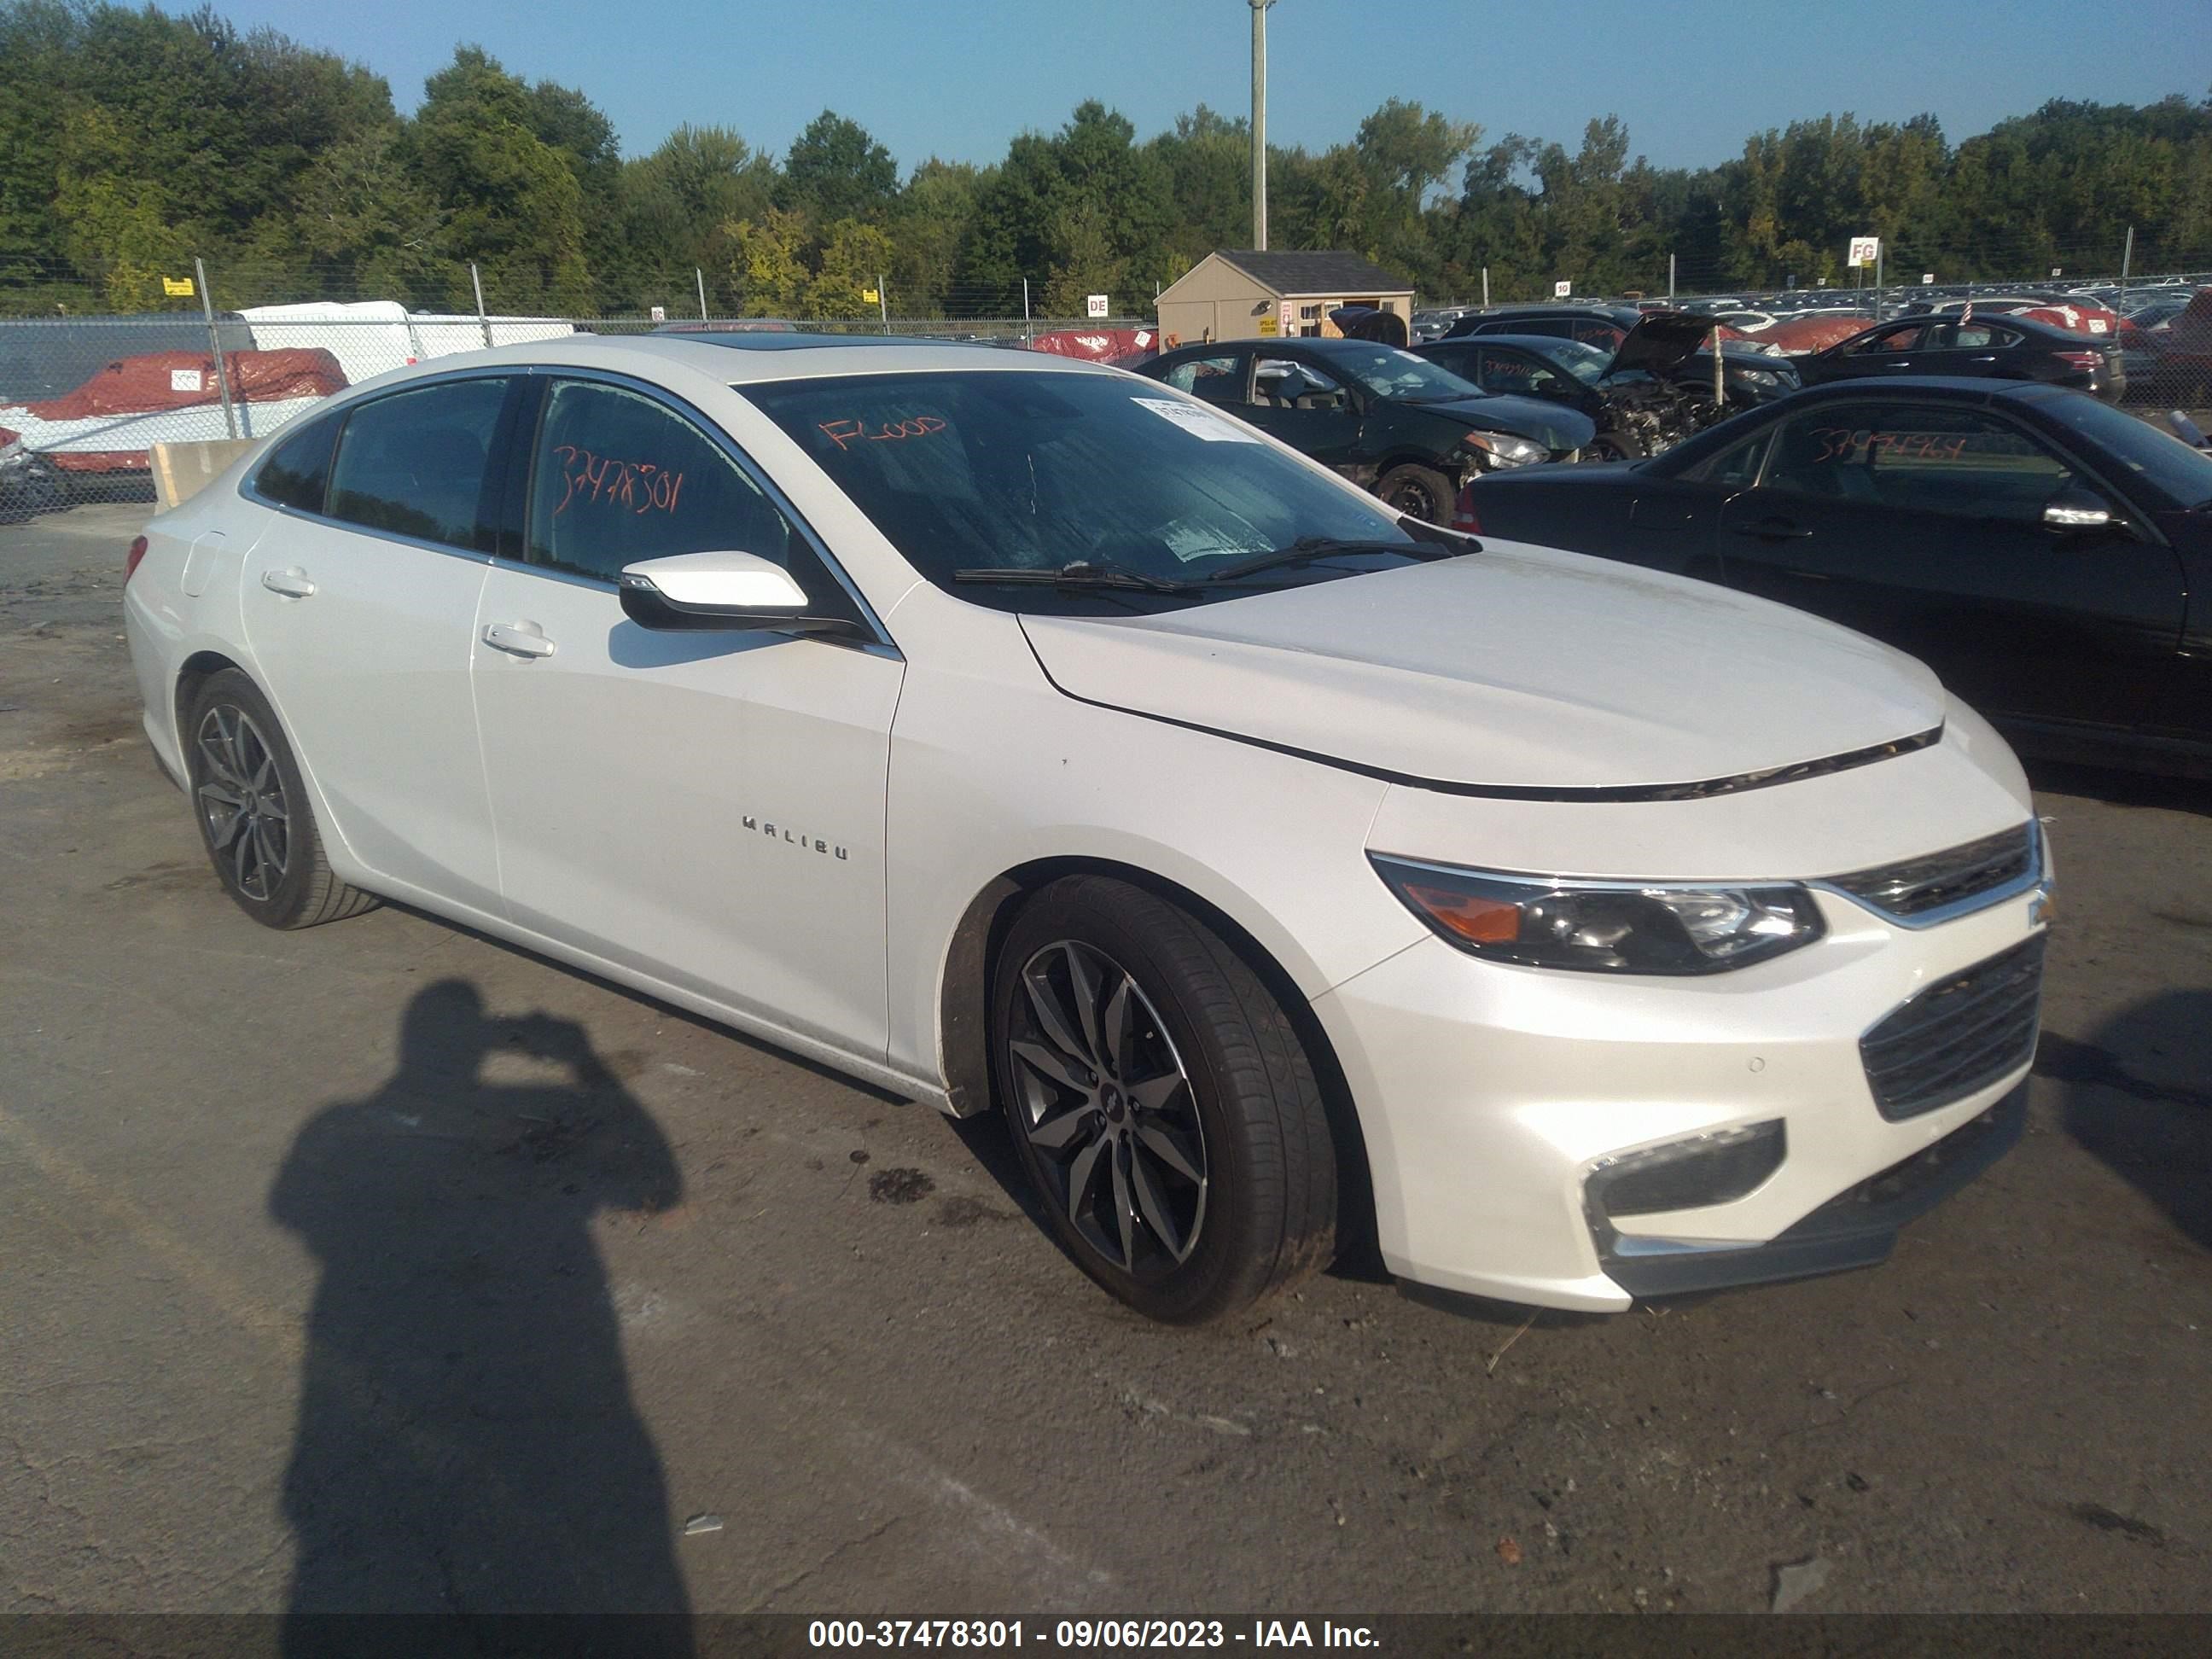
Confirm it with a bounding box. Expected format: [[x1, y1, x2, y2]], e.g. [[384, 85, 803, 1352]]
[[0, 276, 1161, 518], [7, 236, 2210, 521]]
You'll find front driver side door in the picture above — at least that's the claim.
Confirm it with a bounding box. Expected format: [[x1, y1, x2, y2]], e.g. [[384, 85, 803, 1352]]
[[1238, 356, 1364, 469], [1714, 399, 2187, 732], [470, 374, 903, 1053]]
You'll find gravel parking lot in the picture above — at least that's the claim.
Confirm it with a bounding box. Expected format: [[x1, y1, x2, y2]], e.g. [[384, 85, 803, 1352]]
[[3, 502, 2208, 1618]]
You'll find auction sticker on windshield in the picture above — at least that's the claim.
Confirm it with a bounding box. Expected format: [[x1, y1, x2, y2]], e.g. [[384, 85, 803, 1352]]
[[1132, 397, 1262, 443]]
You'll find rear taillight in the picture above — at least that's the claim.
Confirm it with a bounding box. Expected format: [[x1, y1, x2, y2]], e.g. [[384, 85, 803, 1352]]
[[1451, 484, 1481, 533], [2055, 351, 2102, 372], [125, 535, 148, 584]]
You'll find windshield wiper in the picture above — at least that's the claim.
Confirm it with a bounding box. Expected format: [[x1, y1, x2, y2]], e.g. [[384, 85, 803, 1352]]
[[951, 561, 1202, 594], [1202, 537, 1457, 582]]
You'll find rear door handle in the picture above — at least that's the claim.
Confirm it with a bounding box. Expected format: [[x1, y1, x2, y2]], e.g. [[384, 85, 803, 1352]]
[[260, 568, 316, 598], [482, 620, 556, 659], [1732, 518, 1815, 540]]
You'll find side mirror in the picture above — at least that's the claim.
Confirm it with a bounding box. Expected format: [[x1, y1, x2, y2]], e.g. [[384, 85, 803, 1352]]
[[616, 550, 857, 635], [2042, 489, 2116, 533]]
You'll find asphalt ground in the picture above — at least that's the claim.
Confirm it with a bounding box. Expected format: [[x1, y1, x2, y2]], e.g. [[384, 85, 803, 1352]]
[[3, 502, 2208, 1619]]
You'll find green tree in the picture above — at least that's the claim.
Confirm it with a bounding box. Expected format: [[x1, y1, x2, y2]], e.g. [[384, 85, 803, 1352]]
[[783, 110, 896, 224], [725, 207, 809, 314], [806, 218, 894, 317]]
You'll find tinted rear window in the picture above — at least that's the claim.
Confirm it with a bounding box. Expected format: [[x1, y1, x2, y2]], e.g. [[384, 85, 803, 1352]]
[[327, 378, 509, 550]]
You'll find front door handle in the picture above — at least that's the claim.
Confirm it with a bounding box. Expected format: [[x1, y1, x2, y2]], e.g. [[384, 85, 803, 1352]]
[[1732, 517, 1815, 540], [482, 620, 556, 659], [260, 568, 316, 598]]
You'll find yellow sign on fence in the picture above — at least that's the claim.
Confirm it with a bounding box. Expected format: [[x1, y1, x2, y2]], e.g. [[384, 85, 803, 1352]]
[[862, 288, 880, 303], [162, 276, 195, 297]]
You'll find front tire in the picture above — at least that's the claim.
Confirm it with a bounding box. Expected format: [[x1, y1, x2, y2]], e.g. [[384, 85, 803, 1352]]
[[1377, 463, 1456, 526], [183, 669, 377, 929], [991, 876, 1336, 1324]]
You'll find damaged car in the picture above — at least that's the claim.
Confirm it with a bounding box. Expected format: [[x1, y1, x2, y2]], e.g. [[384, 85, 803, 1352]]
[[1138, 335, 1594, 523], [1421, 311, 1798, 459]]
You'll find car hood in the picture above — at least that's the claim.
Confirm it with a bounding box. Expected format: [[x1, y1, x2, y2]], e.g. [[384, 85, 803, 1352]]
[[1398, 393, 1594, 452], [1607, 311, 1722, 376], [1018, 541, 1947, 793]]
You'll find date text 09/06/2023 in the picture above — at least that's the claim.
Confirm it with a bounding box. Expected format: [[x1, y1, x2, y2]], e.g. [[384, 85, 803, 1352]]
[[807, 1621, 1381, 1650]]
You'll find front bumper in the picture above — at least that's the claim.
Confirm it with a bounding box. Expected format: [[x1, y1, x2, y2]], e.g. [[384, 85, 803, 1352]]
[[1313, 871, 2046, 1313], [1600, 1084, 2024, 1299]]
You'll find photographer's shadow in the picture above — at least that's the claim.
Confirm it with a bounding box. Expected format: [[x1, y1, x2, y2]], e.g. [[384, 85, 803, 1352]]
[[271, 979, 690, 1634]]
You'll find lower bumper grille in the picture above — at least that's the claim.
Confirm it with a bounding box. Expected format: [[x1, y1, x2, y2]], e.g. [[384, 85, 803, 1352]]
[[1860, 935, 2046, 1121]]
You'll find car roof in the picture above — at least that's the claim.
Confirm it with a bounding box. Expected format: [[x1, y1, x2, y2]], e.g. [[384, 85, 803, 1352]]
[[346, 332, 1116, 389]]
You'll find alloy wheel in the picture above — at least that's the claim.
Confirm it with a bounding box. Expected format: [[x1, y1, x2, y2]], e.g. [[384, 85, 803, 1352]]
[[195, 704, 290, 901], [1005, 940, 1208, 1273]]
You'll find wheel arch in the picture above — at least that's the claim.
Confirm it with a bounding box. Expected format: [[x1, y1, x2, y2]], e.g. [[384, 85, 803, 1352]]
[[173, 649, 248, 755], [935, 855, 1380, 1261]]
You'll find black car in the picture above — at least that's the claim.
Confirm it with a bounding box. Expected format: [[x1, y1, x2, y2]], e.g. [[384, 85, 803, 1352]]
[[1454, 379, 2212, 776], [1441, 304, 1642, 350], [1796, 312, 2125, 403], [1137, 335, 1595, 523], [1420, 322, 1800, 458]]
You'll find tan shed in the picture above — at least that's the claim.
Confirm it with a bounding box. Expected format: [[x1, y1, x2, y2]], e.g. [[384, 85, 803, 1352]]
[[1154, 250, 1415, 348]]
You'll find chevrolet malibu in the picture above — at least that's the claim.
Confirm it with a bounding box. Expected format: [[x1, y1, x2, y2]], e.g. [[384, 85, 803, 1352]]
[[124, 335, 2051, 1323]]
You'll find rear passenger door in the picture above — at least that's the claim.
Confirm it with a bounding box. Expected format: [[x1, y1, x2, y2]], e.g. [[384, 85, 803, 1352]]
[[1714, 399, 2187, 731], [469, 374, 902, 1051], [238, 374, 515, 915]]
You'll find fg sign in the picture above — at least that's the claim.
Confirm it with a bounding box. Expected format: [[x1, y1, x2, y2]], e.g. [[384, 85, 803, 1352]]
[[1552, 279, 1572, 298], [1848, 236, 1881, 268], [1086, 294, 1109, 319]]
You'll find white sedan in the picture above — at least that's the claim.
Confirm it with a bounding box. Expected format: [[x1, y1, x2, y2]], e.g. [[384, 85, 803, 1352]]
[[123, 335, 2050, 1321]]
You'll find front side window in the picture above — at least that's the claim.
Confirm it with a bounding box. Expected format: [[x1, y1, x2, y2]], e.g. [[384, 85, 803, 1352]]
[[1253, 358, 1349, 410], [1763, 403, 2074, 521], [327, 377, 509, 550], [1685, 426, 1773, 490], [738, 370, 1415, 612], [526, 380, 811, 585], [254, 414, 339, 513]]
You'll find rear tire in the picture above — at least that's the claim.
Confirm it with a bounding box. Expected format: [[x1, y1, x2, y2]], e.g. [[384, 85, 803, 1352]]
[[183, 669, 377, 929], [1377, 463, 1456, 526], [991, 876, 1336, 1324]]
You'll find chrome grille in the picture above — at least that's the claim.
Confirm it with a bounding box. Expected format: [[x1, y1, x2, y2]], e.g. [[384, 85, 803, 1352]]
[[1825, 824, 2038, 923], [1860, 936, 2046, 1121]]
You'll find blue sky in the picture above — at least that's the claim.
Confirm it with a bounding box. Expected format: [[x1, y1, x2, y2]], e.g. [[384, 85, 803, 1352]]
[[195, 0, 2210, 175]]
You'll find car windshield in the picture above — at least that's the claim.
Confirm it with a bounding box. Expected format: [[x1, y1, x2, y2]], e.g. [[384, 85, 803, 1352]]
[[738, 370, 1422, 608], [1324, 346, 1484, 402], [2035, 393, 2212, 509], [1527, 340, 1612, 384]]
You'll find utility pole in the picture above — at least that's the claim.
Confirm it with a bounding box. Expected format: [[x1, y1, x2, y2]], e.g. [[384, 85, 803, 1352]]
[[2120, 224, 2133, 301], [1249, 0, 1276, 250]]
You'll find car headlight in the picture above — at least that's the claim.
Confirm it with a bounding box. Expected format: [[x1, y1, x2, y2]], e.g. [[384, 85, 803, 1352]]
[[1369, 854, 1825, 975], [1463, 430, 1547, 469], [1734, 368, 1783, 387]]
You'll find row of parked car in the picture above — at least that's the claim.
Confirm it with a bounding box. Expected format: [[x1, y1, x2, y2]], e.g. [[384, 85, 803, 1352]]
[[1134, 322, 2212, 780]]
